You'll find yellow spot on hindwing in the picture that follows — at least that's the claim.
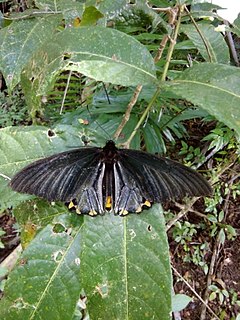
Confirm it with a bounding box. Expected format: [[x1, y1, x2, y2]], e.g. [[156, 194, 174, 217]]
[[119, 209, 128, 216], [68, 201, 76, 209], [89, 210, 97, 216], [143, 200, 151, 207], [76, 208, 81, 215], [136, 206, 142, 213]]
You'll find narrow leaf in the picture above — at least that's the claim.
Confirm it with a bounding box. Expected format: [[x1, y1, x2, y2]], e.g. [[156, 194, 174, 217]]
[[181, 24, 230, 63], [81, 205, 172, 320]]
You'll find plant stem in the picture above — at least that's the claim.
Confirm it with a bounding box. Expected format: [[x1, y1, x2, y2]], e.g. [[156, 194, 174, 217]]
[[124, 5, 183, 148], [161, 6, 182, 81]]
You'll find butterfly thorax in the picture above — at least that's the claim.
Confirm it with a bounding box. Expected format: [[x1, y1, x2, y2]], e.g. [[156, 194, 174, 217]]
[[100, 140, 119, 164]]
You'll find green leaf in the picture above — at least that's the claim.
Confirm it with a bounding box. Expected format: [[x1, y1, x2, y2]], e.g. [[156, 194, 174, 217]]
[[0, 266, 8, 278], [162, 63, 240, 136], [181, 23, 230, 64], [209, 292, 217, 301], [218, 210, 224, 222], [225, 224, 237, 237], [34, 0, 61, 11], [172, 294, 192, 312], [97, 0, 128, 16], [209, 284, 218, 292], [0, 125, 86, 212], [80, 205, 172, 320], [25, 26, 156, 97], [219, 228, 226, 244], [59, 0, 84, 25], [0, 16, 60, 90], [13, 199, 67, 228], [207, 214, 218, 223], [0, 215, 83, 320], [80, 6, 104, 26], [231, 13, 240, 37]]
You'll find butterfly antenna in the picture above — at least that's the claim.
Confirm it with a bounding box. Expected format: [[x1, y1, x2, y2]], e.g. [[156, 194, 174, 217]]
[[86, 105, 112, 141], [102, 82, 111, 105]]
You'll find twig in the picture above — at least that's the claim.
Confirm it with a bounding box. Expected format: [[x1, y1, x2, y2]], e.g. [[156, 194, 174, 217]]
[[166, 197, 199, 231], [174, 202, 208, 219], [172, 266, 221, 320], [123, 5, 183, 147], [224, 20, 239, 67], [122, 86, 161, 148], [200, 231, 222, 320], [154, 7, 178, 63], [0, 244, 22, 273], [114, 84, 143, 141], [60, 70, 72, 114], [154, 34, 169, 63], [114, 6, 181, 142], [161, 6, 182, 81]]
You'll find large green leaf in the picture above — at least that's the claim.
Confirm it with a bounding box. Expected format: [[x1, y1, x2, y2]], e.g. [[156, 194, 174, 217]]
[[0, 125, 89, 212], [23, 26, 156, 98], [0, 16, 60, 90], [81, 205, 172, 320], [97, 0, 128, 15], [13, 199, 67, 228], [0, 214, 83, 320], [162, 63, 240, 136], [34, 0, 61, 11], [231, 13, 240, 37], [181, 23, 230, 64]]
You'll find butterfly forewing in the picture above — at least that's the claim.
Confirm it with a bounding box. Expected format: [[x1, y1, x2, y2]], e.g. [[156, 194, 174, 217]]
[[10, 141, 212, 216], [119, 148, 212, 202], [10, 147, 101, 201]]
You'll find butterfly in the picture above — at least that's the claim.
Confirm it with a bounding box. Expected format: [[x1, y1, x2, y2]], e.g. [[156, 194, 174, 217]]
[[10, 140, 212, 216]]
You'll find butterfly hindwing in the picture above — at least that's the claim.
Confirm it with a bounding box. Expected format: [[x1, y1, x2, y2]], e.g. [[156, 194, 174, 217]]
[[10, 140, 212, 216], [113, 161, 146, 215]]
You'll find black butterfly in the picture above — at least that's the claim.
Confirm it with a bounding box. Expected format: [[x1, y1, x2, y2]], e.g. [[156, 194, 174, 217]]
[[10, 140, 212, 216]]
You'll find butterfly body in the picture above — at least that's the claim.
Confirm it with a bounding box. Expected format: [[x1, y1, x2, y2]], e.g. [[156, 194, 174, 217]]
[[10, 140, 212, 216]]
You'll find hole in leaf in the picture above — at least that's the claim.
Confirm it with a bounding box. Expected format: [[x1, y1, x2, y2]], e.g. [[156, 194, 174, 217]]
[[13, 298, 27, 309], [52, 223, 66, 233], [78, 294, 87, 310], [18, 258, 28, 266], [95, 282, 109, 298], [63, 53, 71, 60], [147, 225, 152, 232], [48, 129, 56, 137], [52, 250, 64, 262], [47, 129, 55, 137]]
